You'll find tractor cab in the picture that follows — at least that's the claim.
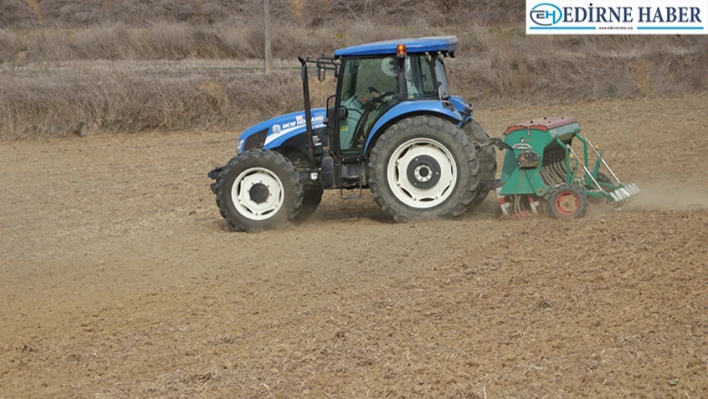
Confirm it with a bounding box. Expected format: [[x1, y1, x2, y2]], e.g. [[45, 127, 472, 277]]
[[330, 40, 452, 157], [303, 37, 468, 196], [326, 38, 457, 155]]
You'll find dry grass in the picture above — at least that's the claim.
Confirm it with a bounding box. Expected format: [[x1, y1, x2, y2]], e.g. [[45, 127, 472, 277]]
[[0, 21, 418, 63], [2, 37, 705, 140], [0, 0, 706, 139], [1, 29, 706, 139], [0, 64, 307, 139], [0, 0, 521, 28], [454, 31, 708, 106]]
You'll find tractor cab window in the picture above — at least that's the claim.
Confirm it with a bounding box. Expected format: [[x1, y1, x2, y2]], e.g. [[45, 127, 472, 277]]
[[405, 55, 437, 99], [337, 57, 400, 154], [434, 58, 450, 99]]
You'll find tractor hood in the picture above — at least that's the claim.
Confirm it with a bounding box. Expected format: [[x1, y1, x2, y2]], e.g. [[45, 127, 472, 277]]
[[237, 108, 327, 152]]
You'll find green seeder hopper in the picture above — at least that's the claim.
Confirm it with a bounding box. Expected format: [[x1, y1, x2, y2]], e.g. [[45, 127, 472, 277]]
[[493, 116, 640, 218]]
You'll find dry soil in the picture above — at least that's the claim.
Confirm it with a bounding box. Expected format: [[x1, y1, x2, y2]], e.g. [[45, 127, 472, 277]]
[[1, 95, 707, 398]]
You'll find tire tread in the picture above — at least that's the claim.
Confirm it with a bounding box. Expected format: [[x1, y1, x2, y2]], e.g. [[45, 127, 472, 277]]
[[214, 149, 304, 232], [368, 115, 480, 223]]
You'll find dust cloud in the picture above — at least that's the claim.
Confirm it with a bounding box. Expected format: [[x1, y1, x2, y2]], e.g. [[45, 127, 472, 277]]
[[627, 182, 708, 210]]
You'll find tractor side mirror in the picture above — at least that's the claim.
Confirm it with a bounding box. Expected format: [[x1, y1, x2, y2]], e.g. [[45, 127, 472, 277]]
[[318, 67, 326, 82], [337, 106, 348, 120]]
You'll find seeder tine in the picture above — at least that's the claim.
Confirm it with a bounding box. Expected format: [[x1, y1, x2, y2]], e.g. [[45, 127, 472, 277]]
[[608, 183, 640, 207], [618, 187, 630, 200], [627, 184, 640, 202]]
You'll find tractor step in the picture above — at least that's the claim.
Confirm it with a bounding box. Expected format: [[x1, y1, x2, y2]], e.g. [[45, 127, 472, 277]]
[[338, 161, 364, 199], [338, 175, 363, 199]]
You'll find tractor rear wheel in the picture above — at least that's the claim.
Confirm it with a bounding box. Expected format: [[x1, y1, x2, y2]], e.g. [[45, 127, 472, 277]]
[[215, 149, 304, 232], [547, 183, 588, 219], [463, 119, 497, 208], [368, 116, 480, 223]]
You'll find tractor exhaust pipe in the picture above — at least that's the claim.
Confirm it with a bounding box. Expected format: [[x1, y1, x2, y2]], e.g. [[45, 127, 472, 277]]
[[298, 57, 315, 163]]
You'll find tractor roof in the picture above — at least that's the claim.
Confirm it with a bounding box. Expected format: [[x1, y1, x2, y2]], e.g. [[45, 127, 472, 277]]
[[333, 36, 458, 58]]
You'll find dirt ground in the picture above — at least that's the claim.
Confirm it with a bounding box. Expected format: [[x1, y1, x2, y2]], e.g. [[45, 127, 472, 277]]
[[1, 95, 707, 399]]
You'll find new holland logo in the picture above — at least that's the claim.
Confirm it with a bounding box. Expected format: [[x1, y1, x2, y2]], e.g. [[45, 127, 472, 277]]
[[526, 0, 707, 34]]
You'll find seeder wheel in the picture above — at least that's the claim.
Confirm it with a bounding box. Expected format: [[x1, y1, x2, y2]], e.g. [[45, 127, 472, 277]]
[[547, 183, 588, 219]]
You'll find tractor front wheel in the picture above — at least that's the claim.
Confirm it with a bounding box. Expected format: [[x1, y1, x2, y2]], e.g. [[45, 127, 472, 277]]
[[214, 150, 304, 232], [547, 183, 588, 219], [368, 116, 480, 223]]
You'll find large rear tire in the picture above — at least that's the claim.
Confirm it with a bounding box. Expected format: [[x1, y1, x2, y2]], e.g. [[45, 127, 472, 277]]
[[463, 119, 497, 208], [368, 116, 480, 223], [215, 150, 304, 232]]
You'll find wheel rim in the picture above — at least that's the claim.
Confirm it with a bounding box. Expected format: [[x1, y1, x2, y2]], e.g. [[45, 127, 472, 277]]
[[386, 138, 457, 209], [231, 167, 285, 220], [555, 191, 580, 216]]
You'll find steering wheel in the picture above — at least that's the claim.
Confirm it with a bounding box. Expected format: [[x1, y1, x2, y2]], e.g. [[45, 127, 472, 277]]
[[364, 86, 396, 111], [346, 87, 397, 148]]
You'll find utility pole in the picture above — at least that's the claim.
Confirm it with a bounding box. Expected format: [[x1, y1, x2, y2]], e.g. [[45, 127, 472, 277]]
[[264, 0, 272, 73]]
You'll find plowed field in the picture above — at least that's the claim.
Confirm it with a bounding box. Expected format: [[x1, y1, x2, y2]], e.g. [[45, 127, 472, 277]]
[[1, 95, 707, 398]]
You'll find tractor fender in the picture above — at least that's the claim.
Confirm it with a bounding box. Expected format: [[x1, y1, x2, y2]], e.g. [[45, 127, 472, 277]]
[[363, 100, 464, 154], [448, 95, 471, 115], [448, 95, 476, 128]]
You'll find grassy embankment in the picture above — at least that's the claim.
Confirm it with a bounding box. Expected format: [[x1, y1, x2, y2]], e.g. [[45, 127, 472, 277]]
[[0, 0, 706, 139]]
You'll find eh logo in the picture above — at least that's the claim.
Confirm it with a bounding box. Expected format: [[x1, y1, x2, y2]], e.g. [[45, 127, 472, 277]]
[[530, 3, 563, 26]]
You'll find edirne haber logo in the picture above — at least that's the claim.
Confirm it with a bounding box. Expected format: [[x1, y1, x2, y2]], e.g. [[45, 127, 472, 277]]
[[526, 0, 708, 34]]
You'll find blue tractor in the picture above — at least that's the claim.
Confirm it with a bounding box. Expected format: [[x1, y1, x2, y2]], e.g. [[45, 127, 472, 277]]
[[208, 36, 497, 231]]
